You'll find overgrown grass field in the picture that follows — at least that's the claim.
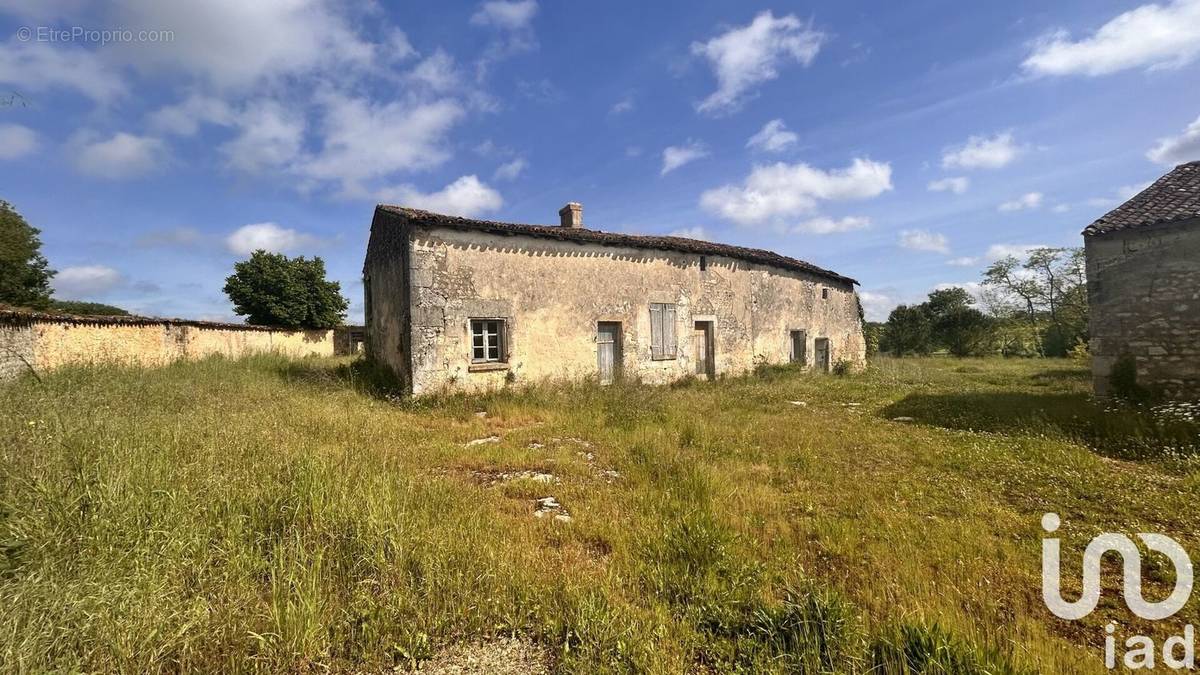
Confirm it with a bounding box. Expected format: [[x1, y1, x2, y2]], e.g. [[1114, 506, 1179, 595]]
[[1, 356, 1197, 673]]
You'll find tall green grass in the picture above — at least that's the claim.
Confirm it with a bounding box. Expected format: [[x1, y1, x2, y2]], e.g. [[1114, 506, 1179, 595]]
[[0, 354, 1196, 672]]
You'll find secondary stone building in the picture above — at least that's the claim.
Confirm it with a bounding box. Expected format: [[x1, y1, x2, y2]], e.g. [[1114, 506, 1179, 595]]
[[363, 203, 866, 395], [1084, 161, 1200, 399]]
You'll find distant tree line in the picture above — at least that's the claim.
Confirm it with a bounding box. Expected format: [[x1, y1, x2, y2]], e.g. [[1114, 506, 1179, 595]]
[[868, 247, 1088, 358]]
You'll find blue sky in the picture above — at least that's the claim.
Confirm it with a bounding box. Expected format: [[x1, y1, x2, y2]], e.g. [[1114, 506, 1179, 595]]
[[1, 0, 1199, 322]]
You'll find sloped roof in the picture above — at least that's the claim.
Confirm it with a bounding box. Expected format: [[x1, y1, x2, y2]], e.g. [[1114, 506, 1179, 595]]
[[1084, 161, 1200, 236], [374, 205, 858, 286]]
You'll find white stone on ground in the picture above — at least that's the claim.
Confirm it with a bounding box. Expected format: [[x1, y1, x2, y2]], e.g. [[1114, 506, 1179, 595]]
[[419, 636, 551, 674], [465, 435, 500, 447], [534, 496, 571, 522]]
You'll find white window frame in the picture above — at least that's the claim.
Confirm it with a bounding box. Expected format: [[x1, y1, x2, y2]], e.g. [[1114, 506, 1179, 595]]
[[470, 318, 506, 363]]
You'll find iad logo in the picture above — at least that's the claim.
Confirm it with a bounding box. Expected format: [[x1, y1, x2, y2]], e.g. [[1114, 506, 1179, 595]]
[[1042, 512, 1194, 620], [1041, 513, 1197, 670]]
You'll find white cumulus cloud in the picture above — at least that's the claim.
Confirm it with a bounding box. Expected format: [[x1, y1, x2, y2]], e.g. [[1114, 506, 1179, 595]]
[[610, 94, 635, 115], [1023, 0, 1200, 77], [699, 158, 892, 226], [493, 157, 528, 181], [1147, 115, 1200, 165], [942, 132, 1022, 170], [858, 290, 898, 322], [108, 0, 376, 89], [219, 100, 306, 174], [998, 192, 1044, 212], [378, 175, 503, 217], [0, 42, 126, 103], [72, 131, 167, 179], [691, 11, 825, 115], [927, 176, 970, 194], [746, 119, 798, 153], [149, 94, 235, 136], [986, 243, 1048, 261], [301, 94, 465, 195], [470, 0, 538, 29], [946, 256, 981, 267], [53, 265, 124, 297], [661, 140, 709, 175], [898, 229, 950, 254], [225, 222, 323, 255], [792, 216, 870, 235], [667, 226, 710, 240], [0, 124, 38, 160], [470, 0, 539, 78]]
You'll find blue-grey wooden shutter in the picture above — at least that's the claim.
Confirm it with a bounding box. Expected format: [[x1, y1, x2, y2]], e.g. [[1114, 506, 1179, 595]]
[[663, 304, 676, 359], [649, 304, 663, 359]]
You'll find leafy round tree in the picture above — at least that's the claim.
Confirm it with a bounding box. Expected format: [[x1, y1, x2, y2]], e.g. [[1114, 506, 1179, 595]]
[[223, 250, 348, 329], [0, 200, 54, 309], [881, 304, 933, 357]]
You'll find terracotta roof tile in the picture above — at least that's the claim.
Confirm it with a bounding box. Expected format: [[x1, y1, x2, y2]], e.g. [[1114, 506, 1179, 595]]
[[1084, 161, 1200, 236], [375, 205, 858, 286]]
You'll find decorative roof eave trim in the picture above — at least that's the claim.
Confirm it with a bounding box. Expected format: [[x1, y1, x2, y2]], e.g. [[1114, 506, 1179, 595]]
[[375, 205, 859, 286]]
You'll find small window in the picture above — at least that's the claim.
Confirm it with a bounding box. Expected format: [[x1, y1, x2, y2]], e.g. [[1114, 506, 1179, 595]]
[[699, 256, 707, 271], [649, 303, 677, 360], [470, 319, 506, 363], [821, 287, 829, 300]]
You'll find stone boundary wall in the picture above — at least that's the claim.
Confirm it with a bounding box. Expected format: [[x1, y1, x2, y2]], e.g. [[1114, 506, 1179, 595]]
[[0, 309, 334, 381]]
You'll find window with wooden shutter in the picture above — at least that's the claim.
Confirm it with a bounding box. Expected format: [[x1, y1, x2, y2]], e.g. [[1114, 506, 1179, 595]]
[[649, 303, 677, 360]]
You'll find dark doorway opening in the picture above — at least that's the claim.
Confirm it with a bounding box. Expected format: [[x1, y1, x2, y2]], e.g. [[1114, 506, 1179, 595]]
[[789, 330, 806, 365], [693, 320, 716, 379]]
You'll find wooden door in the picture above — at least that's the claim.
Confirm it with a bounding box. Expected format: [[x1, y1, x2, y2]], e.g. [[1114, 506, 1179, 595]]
[[814, 338, 830, 373], [597, 322, 620, 384]]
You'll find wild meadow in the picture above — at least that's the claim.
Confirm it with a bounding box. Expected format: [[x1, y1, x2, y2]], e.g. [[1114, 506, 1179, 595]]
[[1, 355, 1197, 673]]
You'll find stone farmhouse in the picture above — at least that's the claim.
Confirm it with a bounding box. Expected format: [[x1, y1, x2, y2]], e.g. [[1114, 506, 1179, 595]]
[[1084, 161, 1200, 399], [363, 203, 866, 395]]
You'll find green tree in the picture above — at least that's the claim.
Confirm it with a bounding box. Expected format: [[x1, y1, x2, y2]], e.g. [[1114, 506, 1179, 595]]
[[924, 287, 993, 357], [0, 200, 54, 309], [982, 247, 1087, 357], [223, 250, 348, 329], [863, 321, 884, 358], [47, 300, 130, 316], [881, 304, 933, 356]]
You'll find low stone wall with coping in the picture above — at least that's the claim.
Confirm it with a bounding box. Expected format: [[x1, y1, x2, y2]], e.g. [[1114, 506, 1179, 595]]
[[0, 309, 334, 381]]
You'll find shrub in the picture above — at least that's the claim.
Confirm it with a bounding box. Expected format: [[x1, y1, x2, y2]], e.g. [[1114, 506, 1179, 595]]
[[869, 622, 1029, 674], [1068, 338, 1089, 364], [1110, 354, 1153, 404]]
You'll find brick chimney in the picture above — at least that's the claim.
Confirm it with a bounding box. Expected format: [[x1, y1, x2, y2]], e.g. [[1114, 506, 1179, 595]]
[[558, 202, 583, 228]]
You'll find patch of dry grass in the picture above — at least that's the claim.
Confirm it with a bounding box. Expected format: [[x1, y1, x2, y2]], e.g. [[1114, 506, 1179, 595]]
[[0, 355, 1196, 673]]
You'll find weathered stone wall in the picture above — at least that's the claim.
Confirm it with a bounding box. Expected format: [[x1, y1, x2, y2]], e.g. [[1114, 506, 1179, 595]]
[[400, 226, 864, 395], [1086, 218, 1200, 398], [363, 212, 413, 390], [0, 321, 35, 381], [0, 312, 334, 381]]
